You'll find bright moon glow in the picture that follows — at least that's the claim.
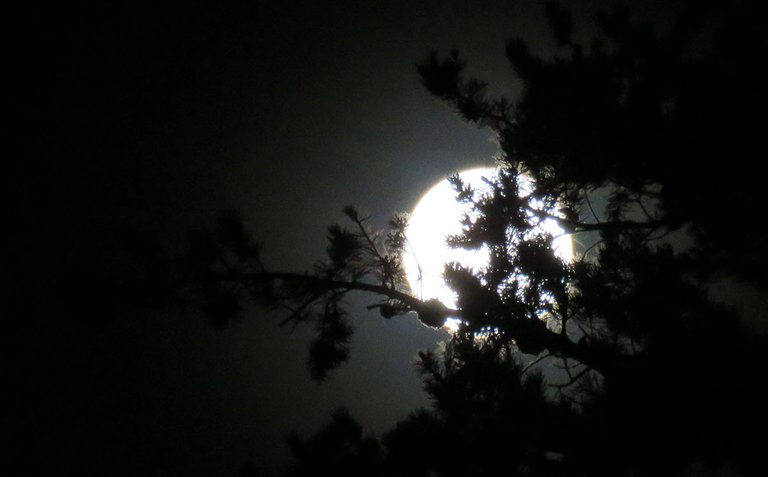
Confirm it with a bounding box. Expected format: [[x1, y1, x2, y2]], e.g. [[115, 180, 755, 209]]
[[403, 167, 573, 331]]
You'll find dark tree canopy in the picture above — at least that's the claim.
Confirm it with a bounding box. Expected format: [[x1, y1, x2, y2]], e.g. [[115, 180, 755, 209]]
[[124, 2, 767, 476]]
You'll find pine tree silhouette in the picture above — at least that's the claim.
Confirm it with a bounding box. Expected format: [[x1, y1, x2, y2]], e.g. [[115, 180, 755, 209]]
[[124, 2, 768, 475]]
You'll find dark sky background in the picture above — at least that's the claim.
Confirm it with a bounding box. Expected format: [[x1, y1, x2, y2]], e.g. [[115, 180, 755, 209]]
[[9, 1, 690, 475]]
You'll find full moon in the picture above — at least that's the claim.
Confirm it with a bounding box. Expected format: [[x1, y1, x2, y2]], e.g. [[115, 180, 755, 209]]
[[403, 167, 573, 331]]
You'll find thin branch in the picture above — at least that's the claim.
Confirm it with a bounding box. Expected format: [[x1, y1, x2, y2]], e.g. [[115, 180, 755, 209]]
[[550, 365, 592, 389], [557, 356, 582, 380], [635, 195, 654, 222], [279, 291, 325, 327], [403, 234, 425, 299], [583, 188, 601, 224], [524, 204, 671, 234], [579, 238, 606, 262], [351, 214, 386, 264], [271, 272, 426, 308], [521, 351, 552, 376]]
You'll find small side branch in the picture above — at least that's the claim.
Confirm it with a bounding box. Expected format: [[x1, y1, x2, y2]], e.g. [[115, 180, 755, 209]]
[[551, 358, 592, 389], [583, 188, 601, 224], [521, 351, 552, 376], [524, 204, 673, 234]]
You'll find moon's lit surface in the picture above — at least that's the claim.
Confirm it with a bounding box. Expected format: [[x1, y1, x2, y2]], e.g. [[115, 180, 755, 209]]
[[403, 167, 572, 331]]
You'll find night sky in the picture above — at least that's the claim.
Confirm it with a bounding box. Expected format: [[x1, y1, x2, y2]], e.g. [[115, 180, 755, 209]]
[[9, 1, 690, 475]]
